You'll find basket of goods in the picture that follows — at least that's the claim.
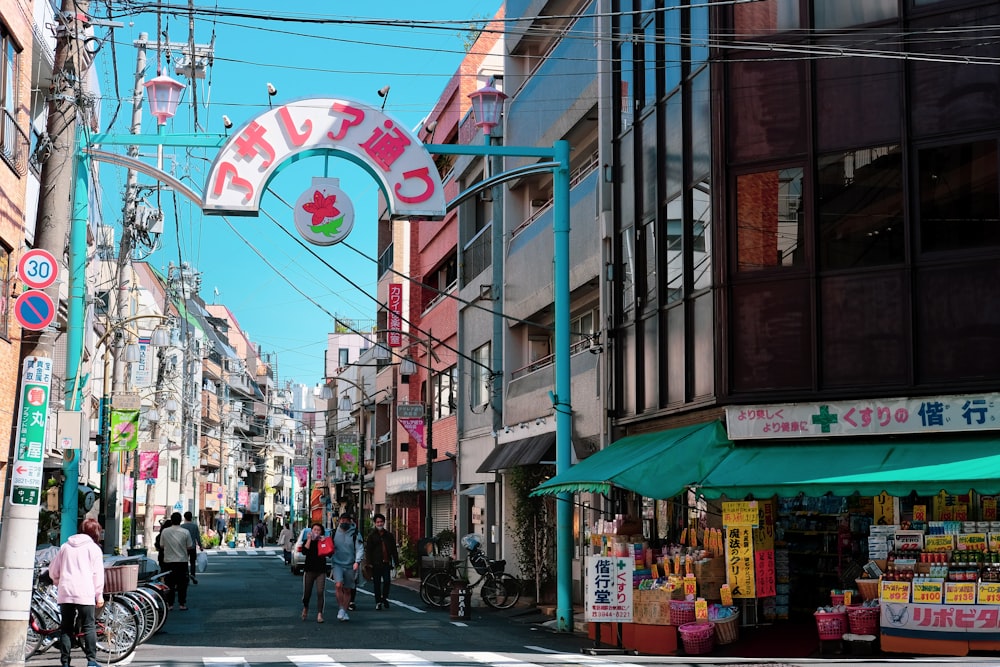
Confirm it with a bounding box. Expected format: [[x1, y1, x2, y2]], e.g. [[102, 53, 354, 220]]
[[679, 622, 716, 655], [710, 606, 740, 645], [847, 604, 880, 635], [855, 578, 880, 602], [103, 564, 138, 593], [669, 599, 696, 626], [814, 609, 848, 641], [830, 589, 845, 606]]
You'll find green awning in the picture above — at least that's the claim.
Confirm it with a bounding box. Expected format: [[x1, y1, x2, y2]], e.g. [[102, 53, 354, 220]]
[[697, 437, 1000, 499], [530, 421, 733, 498]]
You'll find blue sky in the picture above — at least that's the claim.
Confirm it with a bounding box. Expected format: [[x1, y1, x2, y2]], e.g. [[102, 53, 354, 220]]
[[95, 2, 500, 385]]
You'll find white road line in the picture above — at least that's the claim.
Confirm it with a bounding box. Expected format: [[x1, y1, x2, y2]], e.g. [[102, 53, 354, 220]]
[[451, 621, 468, 627], [457, 650, 541, 667], [203, 658, 249, 667], [546, 651, 644, 667], [372, 652, 437, 667], [289, 654, 351, 667]]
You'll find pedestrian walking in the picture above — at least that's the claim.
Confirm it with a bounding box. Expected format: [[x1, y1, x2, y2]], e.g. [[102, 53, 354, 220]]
[[215, 513, 227, 539], [48, 518, 104, 667], [299, 522, 328, 623], [253, 519, 267, 548], [181, 511, 204, 584], [160, 512, 194, 610], [278, 523, 294, 565], [331, 512, 364, 621], [364, 513, 399, 610]]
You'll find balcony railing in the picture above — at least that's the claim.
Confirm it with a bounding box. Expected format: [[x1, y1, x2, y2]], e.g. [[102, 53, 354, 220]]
[[0, 108, 29, 177], [510, 337, 592, 381], [461, 223, 492, 286]]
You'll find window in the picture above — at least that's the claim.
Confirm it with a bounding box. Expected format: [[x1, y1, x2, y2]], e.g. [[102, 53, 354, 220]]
[[338, 348, 350, 367], [431, 366, 458, 420], [423, 253, 458, 309], [736, 167, 804, 271], [571, 310, 596, 345], [1, 25, 21, 171], [170, 458, 179, 482], [813, 0, 896, 29], [471, 343, 491, 407], [919, 140, 1000, 253]]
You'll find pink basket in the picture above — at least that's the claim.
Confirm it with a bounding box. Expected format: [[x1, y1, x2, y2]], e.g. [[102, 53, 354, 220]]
[[847, 605, 880, 635], [679, 622, 716, 655], [669, 599, 696, 626], [830, 593, 845, 606], [814, 610, 848, 641]]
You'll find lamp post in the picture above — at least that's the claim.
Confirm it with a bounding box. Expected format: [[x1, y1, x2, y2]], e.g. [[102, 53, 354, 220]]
[[93, 313, 174, 553], [423, 83, 574, 631]]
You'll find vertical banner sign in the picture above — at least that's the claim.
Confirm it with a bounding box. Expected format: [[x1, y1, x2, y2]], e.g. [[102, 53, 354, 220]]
[[875, 492, 898, 525], [249, 491, 260, 513], [397, 403, 425, 448], [132, 337, 153, 387], [237, 486, 249, 508], [139, 451, 159, 480], [753, 499, 776, 597], [725, 526, 756, 598], [109, 409, 139, 452], [10, 356, 52, 506], [387, 283, 403, 347], [294, 465, 309, 488], [338, 441, 359, 476], [313, 448, 326, 481], [984, 498, 997, 521], [585, 555, 634, 622]]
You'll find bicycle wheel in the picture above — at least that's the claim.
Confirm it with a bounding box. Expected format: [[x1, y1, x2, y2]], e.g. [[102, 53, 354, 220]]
[[24, 609, 45, 659], [119, 590, 158, 644], [421, 571, 453, 608], [481, 572, 520, 609], [95, 599, 139, 663]]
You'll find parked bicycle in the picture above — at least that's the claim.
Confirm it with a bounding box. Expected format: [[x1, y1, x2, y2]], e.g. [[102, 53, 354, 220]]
[[24, 556, 165, 663], [419, 533, 520, 609]]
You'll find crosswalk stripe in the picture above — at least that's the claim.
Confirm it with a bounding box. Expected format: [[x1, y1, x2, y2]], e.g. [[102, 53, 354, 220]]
[[203, 658, 249, 667], [548, 652, 643, 667], [289, 654, 350, 667], [457, 650, 541, 667], [371, 652, 436, 667]]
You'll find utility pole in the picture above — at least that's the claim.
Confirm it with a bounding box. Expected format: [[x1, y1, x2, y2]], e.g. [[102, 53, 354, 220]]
[[0, 2, 91, 665], [102, 33, 147, 555]]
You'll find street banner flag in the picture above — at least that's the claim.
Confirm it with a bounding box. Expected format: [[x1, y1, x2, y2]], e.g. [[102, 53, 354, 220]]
[[398, 417, 424, 448], [109, 409, 139, 452], [338, 441, 359, 475], [139, 451, 159, 480]]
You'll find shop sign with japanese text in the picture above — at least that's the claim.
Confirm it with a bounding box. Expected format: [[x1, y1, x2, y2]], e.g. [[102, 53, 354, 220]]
[[725, 393, 1000, 439], [979, 582, 1000, 604], [881, 580, 912, 603], [10, 356, 52, 506], [722, 500, 759, 527], [945, 582, 977, 605], [387, 283, 403, 347], [913, 581, 943, 604], [881, 602, 1000, 636], [725, 526, 756, 598], [585, 555, 634, 622]]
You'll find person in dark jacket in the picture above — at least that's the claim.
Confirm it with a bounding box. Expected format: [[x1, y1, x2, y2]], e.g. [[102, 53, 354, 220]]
[[364, 513, 399, 610], [300, 522, 328, 623]]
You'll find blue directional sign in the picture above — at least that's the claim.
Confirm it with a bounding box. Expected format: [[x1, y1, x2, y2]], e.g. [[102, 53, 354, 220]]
[[14, 290, 55, 331]]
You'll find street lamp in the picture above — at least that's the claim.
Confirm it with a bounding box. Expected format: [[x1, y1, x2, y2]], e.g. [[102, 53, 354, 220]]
[[423, 82, 574, 630]]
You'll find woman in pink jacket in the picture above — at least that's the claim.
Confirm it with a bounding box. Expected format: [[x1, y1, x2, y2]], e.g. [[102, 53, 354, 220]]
[[48, 518, 104, 667]]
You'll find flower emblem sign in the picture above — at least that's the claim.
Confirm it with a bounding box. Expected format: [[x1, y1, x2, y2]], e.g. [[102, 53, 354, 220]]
[[293, 177, 355, 246]]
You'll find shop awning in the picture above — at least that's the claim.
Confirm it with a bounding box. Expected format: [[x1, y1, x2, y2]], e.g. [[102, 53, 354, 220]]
[[696, 437, 1000, 499], [477, 433, 556, 473], [531, 421, 733, 498], [384, 460, 455, 494]]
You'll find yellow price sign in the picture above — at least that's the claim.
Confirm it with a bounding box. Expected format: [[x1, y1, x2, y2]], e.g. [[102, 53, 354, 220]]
[[684, 575, 698, 600], [944, 582, 977, 605], [984, 497, 998, 521], [958, 533, 988, 551], [695, 598, 709, 621], [913, 504, 927, 522], [722, 501, 759, 527], [881, 580, 911, 603], [924, 535, 955, 552], [979, 582, 1000, 604], [912, 581, 943, 604]]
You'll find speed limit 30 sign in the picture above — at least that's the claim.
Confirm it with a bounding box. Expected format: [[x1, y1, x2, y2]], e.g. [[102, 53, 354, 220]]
[[17, 248, 58, 290]]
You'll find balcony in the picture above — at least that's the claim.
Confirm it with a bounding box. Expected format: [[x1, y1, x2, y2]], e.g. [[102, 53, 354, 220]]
[[0, 108, 30, 177]]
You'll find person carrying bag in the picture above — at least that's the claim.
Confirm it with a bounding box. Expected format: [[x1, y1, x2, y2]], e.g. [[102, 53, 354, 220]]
[[364, 513, 399, 610]]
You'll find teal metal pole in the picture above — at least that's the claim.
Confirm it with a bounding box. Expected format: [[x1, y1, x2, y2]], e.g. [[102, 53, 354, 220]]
[[61, 142, 89, 541], [552, 139, 573, 632]]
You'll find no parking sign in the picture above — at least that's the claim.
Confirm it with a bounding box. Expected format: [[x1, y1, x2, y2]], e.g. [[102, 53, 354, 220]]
[[14, 291, 55, 331]]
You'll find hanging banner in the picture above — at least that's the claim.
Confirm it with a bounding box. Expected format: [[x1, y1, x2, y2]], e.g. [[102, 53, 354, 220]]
[[398, 417, 424, 448], [725, 526, 756, 598], [387, 283, 403, 346], [585, 555, 634, 622], [139, 451, 159, 480], [294, 465, 309, 488], [753, 499, 776, 597], [237, 485, 249, 508], [109, 409, 139, 452], [131, 337, 153, 387], [313, 448, 326, 481], [338, 441, 359, 476], [10, 356, 52, 506]]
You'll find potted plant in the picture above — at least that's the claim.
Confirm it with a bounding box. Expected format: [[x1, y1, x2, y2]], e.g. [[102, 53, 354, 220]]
[[225, 528, 236, 548], [435, 528, 457, 556]]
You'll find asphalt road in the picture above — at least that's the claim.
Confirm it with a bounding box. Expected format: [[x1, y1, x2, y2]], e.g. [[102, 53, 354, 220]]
[[26, 549, 1000, 667]]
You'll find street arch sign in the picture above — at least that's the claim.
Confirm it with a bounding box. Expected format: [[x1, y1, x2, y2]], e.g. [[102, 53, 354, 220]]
[[202, 97, 446, 219]]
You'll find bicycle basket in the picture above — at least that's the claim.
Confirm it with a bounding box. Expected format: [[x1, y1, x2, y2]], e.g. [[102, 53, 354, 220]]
[[461, 533, 482, 550], [490, 559, 506, 574]]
